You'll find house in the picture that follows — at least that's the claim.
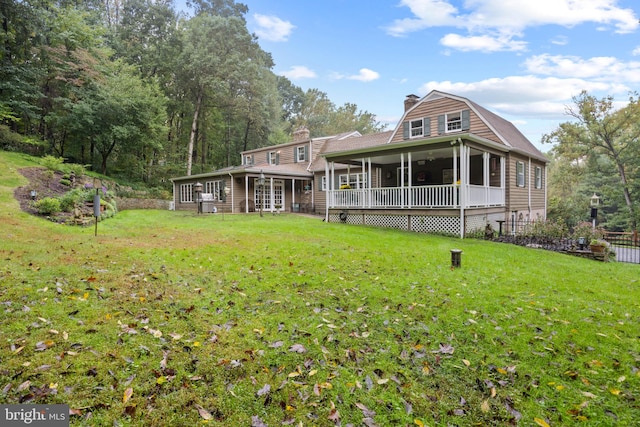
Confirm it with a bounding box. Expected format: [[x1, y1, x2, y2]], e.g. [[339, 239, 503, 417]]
[[170, 90, 548, 237]]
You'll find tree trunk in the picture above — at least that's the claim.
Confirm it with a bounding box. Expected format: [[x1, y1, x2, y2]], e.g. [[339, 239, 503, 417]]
[[614, 161, 637, 230], [186, 90, 202, 176]]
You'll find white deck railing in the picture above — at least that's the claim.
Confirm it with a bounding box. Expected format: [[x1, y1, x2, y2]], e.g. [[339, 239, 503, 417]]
[[328, 185, 504, 209]]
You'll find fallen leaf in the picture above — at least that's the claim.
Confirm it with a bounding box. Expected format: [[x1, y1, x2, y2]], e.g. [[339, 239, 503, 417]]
[[251, 415, 267, 427], [534, 417, 551, 427], [195, 404, 212, 420], [481, 400, 490, 413], [328, 401, 340, 423], [123, 387, 133, 404], [434, 343, 454, 354], [462, 359, 470, 367], [289, 344, 307, 353], [256, 384, 271, 397]]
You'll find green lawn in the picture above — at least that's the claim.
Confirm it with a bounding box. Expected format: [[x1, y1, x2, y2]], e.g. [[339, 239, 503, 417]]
[[1, 151, 638, 426]]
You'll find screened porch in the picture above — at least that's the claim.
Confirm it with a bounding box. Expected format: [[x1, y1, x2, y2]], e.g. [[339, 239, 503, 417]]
[[325, 139, 506, 210]]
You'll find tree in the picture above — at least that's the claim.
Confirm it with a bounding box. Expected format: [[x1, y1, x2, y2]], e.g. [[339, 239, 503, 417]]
[[543, 91, 640, 230], [177, 14, 274, 175]]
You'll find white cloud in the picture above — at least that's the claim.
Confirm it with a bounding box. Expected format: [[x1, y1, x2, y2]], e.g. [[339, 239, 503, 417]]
[[633, 46, 640, 56], [331, 68, 381, 82], [386, 0, 639, 51], [524, 54, 640, 82], [385, 0, 459, 37], [419, 75, 628, 119], [279, 66, 316, 80], [347, 68, 380, 82], [253, 14, 295, 42], [440, 33, 527, 52], [550, 35, 569, 46]]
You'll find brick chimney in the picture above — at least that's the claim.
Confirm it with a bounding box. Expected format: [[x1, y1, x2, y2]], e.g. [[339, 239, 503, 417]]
[[404, 94, 419, 112], [293, 126, 310, 142]]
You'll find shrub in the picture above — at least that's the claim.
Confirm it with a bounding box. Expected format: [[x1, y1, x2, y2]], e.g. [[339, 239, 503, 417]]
[[0, 125, 46, 155], [34, 197, 61, 215], [60, 178, 71, 187], [59, 189, 86, 212], [64, 163, 89, 178], [39, 155, 64, 172]]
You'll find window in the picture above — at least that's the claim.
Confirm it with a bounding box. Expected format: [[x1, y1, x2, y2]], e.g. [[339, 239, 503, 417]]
[[446, 112, 462, 132], [180, 183, 193, 203], [516, 161, 525, 187], [410, 118, 423, 137], [296, 146, 307, 162], [438, 110, 469, 134], [205, 180, 221, 199], [339, 173, 367, 189], [268, 151, 278, 165], [535, 166, 542, 189], [321, 176, 327, 191], [243, 155, 253, 166]]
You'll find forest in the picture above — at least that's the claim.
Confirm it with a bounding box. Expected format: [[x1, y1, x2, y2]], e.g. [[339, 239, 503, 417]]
[[1, 1, 638, 231], [0, 0, 384, 183]]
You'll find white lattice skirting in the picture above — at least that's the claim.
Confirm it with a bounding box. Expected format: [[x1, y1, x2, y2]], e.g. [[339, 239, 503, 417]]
[[329, 212, 507, 237], [411, 215, 460, 235]]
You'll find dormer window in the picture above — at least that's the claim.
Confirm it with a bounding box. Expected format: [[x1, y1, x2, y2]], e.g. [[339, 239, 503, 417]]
[[268, 151, 278, 165], [403, 117, 431, 140], [296, 146, 307, 162], [410, 119, 423, 137], [437, 110, 470, 135], [446, 112, 462, 132]]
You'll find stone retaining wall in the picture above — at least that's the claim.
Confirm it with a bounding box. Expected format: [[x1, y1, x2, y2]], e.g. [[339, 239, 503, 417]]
[[115, 197, 171, 211]]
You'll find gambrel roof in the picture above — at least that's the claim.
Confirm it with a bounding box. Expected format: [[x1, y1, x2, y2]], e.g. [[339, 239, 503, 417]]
[[390, 90, 546, 162]]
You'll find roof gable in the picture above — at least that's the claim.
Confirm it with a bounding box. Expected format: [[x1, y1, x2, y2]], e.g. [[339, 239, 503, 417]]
[[391, 90, 545, 160]]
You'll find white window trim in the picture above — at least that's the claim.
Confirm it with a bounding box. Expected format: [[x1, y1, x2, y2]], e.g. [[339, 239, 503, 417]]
[[410, 118, 423, 138], [446, 111, 462, 133], [535, 166, 542, 189], [339, 173, 367, 189], [321, 176, 327, 191], [516, 161, 525, 187], [180, 183, 193, 203], [243, 155, 252, 166], [205, 180, 221, 199], [268, 151, 277, 165], [296, 146, 306, 162]]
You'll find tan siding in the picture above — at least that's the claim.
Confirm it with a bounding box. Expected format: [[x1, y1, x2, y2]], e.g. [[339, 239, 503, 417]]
[[245, 142, 310, 166], [390, 98, 503, 145], [505, 154, 547, 213]]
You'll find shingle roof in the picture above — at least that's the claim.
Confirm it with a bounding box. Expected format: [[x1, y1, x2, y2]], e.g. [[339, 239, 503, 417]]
[[309, 131, 394, 171], [465, 98, 546, 161]]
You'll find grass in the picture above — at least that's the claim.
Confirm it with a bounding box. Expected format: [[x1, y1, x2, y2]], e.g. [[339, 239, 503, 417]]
[[1, 151, 639, 426]]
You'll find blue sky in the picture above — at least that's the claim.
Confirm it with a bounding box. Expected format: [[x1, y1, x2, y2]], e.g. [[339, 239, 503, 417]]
[[179, 1, 640, 150]]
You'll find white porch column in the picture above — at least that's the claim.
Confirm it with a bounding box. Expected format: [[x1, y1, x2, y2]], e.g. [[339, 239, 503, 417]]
[[269, 176, 274, 212], [367, 157, 372, 208], [400, 153, 405, 207], [483, 152, 490, 205], [361, 158, 367, 208], [245, 175, 249, 213], [528, 158, 532, 216], [407, 151, 412, 208], [459, 142, 466, 239], [452, 147, 458, 187], [292, 178, 296, 210], [325, 161, 330, 222], [501, 155, 506, 205]]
